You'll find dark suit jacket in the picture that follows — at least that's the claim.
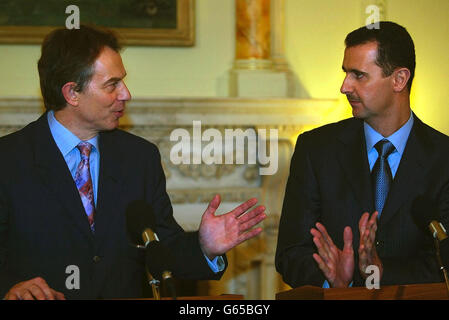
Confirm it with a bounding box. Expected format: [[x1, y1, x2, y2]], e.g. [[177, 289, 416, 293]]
[[275, 115, 449, 288], [0, 113, 226, 299]]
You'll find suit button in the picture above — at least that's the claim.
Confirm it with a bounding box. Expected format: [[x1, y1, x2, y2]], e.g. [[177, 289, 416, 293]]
[[93, 255, 101, 263], [376, 240, 383, 248]]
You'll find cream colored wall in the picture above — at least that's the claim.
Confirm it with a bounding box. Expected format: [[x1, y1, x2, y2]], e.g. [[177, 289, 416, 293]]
[[122, 0, 235, 97], [0, 0, 235, 98], [0, 0, 448, 133], [285, 0, 449, 134], [390, 0, 449, 135]]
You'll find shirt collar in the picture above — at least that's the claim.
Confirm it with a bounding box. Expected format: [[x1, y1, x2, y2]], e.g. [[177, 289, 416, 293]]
[[47, 110, 99, 156], [364, 111, 414, 156]]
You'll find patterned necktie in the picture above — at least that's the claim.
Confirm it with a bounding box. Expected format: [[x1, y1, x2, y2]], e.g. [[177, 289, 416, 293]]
[[372, 139, 396, 216], [75, 142, 95, 232]]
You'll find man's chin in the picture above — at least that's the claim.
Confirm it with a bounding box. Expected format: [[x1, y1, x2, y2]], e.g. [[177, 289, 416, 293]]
[[351, 105, 366, 120], [100, 119, 120, 132]]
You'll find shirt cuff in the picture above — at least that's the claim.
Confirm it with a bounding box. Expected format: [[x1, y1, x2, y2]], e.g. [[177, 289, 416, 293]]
[[204, 254, 225, 273], [323, 280, 353, 288]]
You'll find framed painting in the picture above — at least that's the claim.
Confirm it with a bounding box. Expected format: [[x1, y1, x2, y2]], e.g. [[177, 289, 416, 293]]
[[0, 0, 195, 46]]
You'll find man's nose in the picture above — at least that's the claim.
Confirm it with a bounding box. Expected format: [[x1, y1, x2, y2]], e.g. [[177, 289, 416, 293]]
[[340, 75, 352, 95], [118, 82, 131, 101]]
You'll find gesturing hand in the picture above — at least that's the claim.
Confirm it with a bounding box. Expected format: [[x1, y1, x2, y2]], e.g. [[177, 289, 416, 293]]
[[199, 194, 267, 260], [358, 211, 383, 279], [311, 223, 354, 288]]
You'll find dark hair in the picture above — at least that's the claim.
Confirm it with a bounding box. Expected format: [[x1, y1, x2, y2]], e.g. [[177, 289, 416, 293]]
[[38, 25, 121, 111], [345, 21, 415, 92]]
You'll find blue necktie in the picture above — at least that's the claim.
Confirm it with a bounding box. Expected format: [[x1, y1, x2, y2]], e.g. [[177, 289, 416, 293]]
[[372, 139, 395, 216]]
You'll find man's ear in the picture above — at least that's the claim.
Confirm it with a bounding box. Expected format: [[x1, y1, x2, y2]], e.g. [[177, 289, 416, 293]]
[[392, 68, 411, 93], [61, 82, 80, 106]]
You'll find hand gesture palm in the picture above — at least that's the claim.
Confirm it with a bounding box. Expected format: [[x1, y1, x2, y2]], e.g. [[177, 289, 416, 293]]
[[199, 195, 267, 260], [311, 224, 354, 288]]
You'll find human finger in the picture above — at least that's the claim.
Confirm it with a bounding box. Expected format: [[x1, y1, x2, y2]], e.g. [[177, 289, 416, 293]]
[[28, 284, 47, 300], [312, 253, 328, 273], [358, 244, 368, 273], [358, 212, 370, 237], [237, 205, 265, 224], [32, 277, 57, 300], [52, 289, 66, 300], [21, 289, 35, 300], [363, 214, 378, 250], [343, 226, 353, 252], [312, 253, 333, 281], [236, 227, 263, 244], [311, 229, 332, 263], [315, 223, 336, 249], [4, 291, 17, 300], [238, 212, 266, 234], [366, 211, 378, 229], [203, 194, 221, 217], [229, 198, 258, 218]]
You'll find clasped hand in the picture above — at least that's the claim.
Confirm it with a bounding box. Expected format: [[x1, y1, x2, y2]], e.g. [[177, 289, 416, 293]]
[[310, 211, 382, 288]]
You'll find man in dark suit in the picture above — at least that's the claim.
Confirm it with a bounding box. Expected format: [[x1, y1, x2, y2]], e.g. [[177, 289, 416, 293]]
[[0, 25, 266, 300], [275, 21, 449, 288]]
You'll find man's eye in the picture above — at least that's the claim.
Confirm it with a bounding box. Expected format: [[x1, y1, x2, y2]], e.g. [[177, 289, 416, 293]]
[[354, 73, 364, 79], [107, 82, 119, 90]]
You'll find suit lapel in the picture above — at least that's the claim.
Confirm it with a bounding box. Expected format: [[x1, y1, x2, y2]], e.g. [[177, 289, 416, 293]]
[[94, 130, 124, 250], [378, 116, 431, 227], [32, 113, 94, 242], [336, 119, 374, 218]]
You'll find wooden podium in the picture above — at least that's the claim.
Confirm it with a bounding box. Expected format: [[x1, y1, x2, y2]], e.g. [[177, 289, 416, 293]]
[[276, 282, 449, 300], [159, 294, 244, 300], [135, 294, 244, 300]]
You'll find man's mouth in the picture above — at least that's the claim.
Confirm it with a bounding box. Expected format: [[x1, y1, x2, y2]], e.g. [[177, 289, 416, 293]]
[[113, 109, 124, 117], [347, 96, 361, 105]]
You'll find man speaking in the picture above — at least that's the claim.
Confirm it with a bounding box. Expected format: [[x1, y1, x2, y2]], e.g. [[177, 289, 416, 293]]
[[0, 25, 266, 300]]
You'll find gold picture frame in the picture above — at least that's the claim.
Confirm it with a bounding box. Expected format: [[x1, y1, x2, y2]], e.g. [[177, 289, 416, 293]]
[[0, 0, 195, 46]]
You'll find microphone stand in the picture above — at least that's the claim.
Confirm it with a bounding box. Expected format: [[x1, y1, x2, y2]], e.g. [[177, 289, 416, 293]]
[[434, 239, 449, 297], [139, 243, 162, 300], [147, 271, 161, 300], [141, 230, 177, 300], [142, 231, 162, 299], [162, 271, 177, 300]]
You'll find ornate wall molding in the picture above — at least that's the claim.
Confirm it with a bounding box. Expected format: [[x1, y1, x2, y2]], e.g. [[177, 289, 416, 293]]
[[0, 96, 336, 123]]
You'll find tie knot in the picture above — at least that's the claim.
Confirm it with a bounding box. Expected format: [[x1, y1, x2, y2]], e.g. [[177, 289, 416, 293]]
[[77, 141, 93, 158], [374, 139, 395, 158]]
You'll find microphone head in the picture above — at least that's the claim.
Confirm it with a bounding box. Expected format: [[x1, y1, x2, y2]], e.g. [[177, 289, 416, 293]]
[[145, 241, 176, 281], [125, 200, 157, 247], [411, 195, 439, 232]]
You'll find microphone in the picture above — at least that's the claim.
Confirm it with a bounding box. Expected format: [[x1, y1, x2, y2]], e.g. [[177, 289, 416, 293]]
[[411, 196, 449, 251], [144, 241, 177, 300], [412, 196, 449, 293], [125, 200, 177, 299]]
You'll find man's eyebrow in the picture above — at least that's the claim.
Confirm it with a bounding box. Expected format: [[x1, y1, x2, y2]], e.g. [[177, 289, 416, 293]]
[[342, 66, 366, 74], [103, 74, 127, 85]]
